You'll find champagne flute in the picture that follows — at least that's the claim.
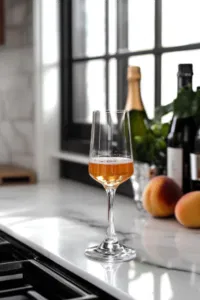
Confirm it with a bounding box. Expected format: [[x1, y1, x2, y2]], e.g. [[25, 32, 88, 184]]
[[85, 110, 136, 262]]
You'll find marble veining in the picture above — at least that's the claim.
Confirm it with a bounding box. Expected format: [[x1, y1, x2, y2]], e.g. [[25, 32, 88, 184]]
[[0, 180, 199, 299]]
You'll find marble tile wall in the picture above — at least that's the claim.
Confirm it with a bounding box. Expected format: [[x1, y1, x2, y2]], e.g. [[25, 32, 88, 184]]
[[0, 0, 34, 169]]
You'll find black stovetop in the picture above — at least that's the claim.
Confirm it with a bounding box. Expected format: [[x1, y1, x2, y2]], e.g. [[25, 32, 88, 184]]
[[0, 232, 116, 300]]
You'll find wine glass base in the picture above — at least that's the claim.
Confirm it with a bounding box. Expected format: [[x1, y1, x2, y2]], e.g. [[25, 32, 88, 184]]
[[85, 243, 136, 262]]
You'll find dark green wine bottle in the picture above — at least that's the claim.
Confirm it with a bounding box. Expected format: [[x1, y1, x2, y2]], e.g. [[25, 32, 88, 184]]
[[190, 87, 200, 191], [192, 86, 200, 127], [167, 64, 196, 193], [191, 126, 200, 191]]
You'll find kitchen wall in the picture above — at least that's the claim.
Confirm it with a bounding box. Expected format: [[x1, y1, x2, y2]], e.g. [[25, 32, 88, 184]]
[[0, 0, 34, 169]]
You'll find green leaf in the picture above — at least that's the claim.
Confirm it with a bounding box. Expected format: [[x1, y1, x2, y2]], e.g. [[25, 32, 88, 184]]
[[191, 89, 200, 118], [173, 87, 195, 117], [155, 102, 173, 120], [161, 123, 170, 138], [151, 123, 162, 137]]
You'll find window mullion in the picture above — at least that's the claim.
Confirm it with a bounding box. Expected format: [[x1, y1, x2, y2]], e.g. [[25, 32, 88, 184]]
[[105, 0, 109, 110], [155, 0, 162, 108], [72, 0, 87, 123], [60, 0, 73, 147], [117, 0, 128, 110]]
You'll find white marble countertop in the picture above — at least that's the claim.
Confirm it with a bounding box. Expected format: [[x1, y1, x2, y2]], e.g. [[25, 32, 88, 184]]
[[0, 180, 199, 300]]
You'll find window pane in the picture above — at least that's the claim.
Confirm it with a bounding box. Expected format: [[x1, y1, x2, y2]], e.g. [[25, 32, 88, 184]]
[[72, 0, 105, 58], [109, 0, 117, 54], [109, 59, 117, 111], [162, 0, 200, 47], [161, 50, 200, 106], [128, 0, 154, 51], [73, 60, 106, 123], [128, 55, 155, 119], [41, 0, 59, 65]]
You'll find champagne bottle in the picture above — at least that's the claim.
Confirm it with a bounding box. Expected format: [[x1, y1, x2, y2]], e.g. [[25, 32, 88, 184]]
[[125, 66, 150, 163], [167, 64, 197, 193]]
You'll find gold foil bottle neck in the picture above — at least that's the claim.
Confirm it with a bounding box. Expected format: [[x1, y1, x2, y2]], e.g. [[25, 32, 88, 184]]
[[125, 65, 144, 111], [127, 66, 141, 81]]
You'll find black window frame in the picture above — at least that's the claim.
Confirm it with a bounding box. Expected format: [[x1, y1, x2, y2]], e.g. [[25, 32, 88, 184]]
[[60, 0, 200, 155], [0, 0, 5, 45]]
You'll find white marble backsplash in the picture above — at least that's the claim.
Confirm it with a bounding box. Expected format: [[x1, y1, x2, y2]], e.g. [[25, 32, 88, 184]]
[[0, 0, 34, 169]]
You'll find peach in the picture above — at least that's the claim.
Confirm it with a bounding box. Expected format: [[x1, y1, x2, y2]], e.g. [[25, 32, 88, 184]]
[[142, 175, 182, 217], [175, 191, 200, 228]]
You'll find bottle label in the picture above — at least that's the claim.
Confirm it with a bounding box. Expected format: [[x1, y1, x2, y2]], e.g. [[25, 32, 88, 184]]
[[190, 153, 200, 181], [167, 147, 183, 188]]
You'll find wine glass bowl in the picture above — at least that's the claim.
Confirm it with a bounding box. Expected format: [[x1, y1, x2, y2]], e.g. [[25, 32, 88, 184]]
[[85, 110, 136, 262], [89, 157, 134, 189]]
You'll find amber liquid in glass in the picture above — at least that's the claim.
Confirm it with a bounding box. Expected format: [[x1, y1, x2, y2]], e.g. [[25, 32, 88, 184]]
[[89, 157, 134, 188]]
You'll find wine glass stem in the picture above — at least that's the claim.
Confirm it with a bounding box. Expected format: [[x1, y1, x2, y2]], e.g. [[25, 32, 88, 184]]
[[106, 188, 118, 243]]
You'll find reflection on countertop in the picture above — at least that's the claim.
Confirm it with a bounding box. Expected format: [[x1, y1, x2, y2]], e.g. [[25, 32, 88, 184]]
[[0, 180, 199, 300]]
